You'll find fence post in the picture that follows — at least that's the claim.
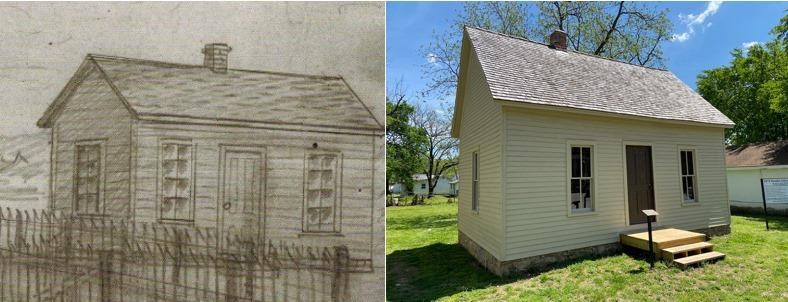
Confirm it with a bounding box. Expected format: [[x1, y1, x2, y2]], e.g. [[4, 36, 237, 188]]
[[244, 241, 256, 300], [99, 250, 113, 302], [224, 256, 239, 302], [331, 246, 350, 302]]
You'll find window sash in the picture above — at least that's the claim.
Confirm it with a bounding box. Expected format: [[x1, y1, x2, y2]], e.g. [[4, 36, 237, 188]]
[[570, 146, 593, 212], [471, 151, 479, 211], [305, 153, 339, 233], [680, 150, 697, 202], [75, 143, 102, 215], [160, 142, 194, 221]]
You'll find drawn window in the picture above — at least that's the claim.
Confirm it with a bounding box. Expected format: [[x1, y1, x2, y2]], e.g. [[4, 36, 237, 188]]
[[305, 152, 340, 233], [75, 143, 103, 215], [471, 151, 479, 211], [570, 146, 593, 212], [160, 141, 194, 221], [680, 150, 697, 203]]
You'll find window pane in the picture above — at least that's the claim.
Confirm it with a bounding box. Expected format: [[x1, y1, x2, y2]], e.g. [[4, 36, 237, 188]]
[[680, 151, 688, 175], [581, 179, 591, 209], [687, 176, 695, 201], [571, 147, 580, 178], [686, 151, 694, 175], [581, 147, 591, 178], [682, 176, 689, 201], [570, 179, 580, 208]]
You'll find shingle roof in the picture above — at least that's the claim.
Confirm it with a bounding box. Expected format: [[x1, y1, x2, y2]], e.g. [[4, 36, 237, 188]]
[[39, 54, 382, 131], [726, 141, 788, 167], [465, 27, 734, 127]]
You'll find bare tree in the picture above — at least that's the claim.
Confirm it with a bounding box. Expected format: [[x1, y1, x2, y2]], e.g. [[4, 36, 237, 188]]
[[411, 103, 458, 197], [421, 1, 671, 97]]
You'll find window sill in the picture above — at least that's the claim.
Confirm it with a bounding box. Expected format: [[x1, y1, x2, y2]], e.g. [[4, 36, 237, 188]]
[[568, 209, 597, 217], [298, 232, 344, 238]]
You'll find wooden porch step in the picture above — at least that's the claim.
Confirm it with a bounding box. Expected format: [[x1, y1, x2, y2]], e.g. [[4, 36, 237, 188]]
[[673, 251, 725, 269], [661, 242, 714, 261]]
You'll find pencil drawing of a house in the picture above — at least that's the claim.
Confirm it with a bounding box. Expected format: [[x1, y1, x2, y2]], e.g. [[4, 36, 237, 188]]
[[15, 43, 384, 301]]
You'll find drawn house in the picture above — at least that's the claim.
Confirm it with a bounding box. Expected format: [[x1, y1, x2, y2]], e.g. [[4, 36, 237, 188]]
[[726, 141, 788, 215], [36, 43, 383, 275], [452, 27, 734, 275]]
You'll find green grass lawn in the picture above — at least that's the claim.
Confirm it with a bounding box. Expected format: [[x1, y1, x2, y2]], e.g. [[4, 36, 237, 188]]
[[386, 198, 788, 301]]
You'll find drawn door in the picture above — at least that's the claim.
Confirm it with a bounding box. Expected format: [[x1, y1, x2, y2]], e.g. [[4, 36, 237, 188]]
[[626, 145, 655, 225], [220, 150, 263, 251]]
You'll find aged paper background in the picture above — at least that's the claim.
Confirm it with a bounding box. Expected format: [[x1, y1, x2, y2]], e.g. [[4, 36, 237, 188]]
[[0, 2, 385, 301]]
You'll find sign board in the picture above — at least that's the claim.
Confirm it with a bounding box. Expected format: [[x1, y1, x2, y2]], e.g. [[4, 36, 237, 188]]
[[762, 178, 788, 203]]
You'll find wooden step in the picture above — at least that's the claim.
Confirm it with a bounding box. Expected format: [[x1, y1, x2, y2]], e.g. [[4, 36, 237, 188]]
[[673, 251, 725, 269], [661, 242, 714, 261]]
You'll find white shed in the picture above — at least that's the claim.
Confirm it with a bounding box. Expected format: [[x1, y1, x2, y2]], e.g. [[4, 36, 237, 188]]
[[726, 141, 788, 215]]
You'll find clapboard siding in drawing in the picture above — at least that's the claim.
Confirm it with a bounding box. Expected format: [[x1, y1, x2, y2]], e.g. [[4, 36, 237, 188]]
[[38, 44, 383, 267]]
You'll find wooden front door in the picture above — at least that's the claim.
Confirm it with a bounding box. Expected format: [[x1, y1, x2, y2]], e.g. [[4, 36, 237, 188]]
[[626, 146, 655, 225], [220, 149, 263, 250]]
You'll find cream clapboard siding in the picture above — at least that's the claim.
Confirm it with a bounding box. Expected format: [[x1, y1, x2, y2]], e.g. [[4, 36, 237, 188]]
[[51, 66, 133, 216], [502, 106, 729, 260], [457, 47, 505, 259], [132, 122, 378, 260]]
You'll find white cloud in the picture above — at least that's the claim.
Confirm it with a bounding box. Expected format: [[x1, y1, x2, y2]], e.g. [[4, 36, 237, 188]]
[[672, 32, 690, 42], [426, 53, 438, 64], [672, 1, 723, 43], [742, 41, 760, 49]]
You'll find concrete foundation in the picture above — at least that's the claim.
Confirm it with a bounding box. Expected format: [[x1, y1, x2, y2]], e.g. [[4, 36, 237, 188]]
[[460, 224, 731, 277]]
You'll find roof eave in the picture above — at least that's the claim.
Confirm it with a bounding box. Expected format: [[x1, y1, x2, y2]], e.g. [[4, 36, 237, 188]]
[[137, 114, 382, 136], [495, 98, 735, 129]]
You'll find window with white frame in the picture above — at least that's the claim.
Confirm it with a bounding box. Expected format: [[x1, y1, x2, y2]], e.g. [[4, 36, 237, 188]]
[[159, 140, 195, 221], [471, 151, 479, 211], [304, 152, 340, 233], [75, 142, 103, 215], [420, 183, 426, 190], [680, 150, 697, 203], [570, 146, 593, 212]]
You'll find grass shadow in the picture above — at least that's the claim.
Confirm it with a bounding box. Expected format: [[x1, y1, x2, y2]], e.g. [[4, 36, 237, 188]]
[[386, 242, 626, 301], [734, 212, 788, 231], [386, 212, 457, 231]]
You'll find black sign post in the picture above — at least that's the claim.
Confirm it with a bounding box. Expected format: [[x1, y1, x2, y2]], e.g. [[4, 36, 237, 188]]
[[760, 179, 770, 231], [642, 209, 659, 269]]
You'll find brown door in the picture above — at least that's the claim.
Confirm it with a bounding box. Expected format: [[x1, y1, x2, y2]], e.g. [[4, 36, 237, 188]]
[[626, 146, 655, 225], [220, 150, 263, 250]]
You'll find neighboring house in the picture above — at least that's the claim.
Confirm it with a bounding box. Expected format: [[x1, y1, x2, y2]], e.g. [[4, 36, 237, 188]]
[[391, 174, 459, 196], [726, 141, 788, 215], [37, 44, 384, 282], [452, 27, 734, 276]]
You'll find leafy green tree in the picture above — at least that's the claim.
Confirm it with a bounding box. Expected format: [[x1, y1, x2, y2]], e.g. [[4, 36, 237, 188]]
[[386, 85, 427, 194], [422, 1, 672, 96], [697, 16, 788, 145]]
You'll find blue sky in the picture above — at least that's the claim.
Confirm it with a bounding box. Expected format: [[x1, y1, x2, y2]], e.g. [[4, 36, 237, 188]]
[[387, 1, 788, 109]]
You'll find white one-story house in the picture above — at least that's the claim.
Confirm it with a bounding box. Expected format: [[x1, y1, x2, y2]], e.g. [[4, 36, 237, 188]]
[[726, 141, 788, 215], [452, 27, 734, 276], [389, 174, 459, 196]]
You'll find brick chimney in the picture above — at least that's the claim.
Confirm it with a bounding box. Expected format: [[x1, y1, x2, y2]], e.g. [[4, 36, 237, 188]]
[[202, 43, 232, 73], [549, 30, 567, 51]]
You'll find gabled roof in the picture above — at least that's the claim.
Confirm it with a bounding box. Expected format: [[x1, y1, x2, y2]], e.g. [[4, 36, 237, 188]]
[[726, 141, 788, 167], [38, 55, 382, 132], [459, 27, 734, 128]]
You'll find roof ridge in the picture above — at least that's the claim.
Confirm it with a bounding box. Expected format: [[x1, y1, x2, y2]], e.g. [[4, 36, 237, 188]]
[[465, 26, 669, 72], [87, 54, 344, 80]]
